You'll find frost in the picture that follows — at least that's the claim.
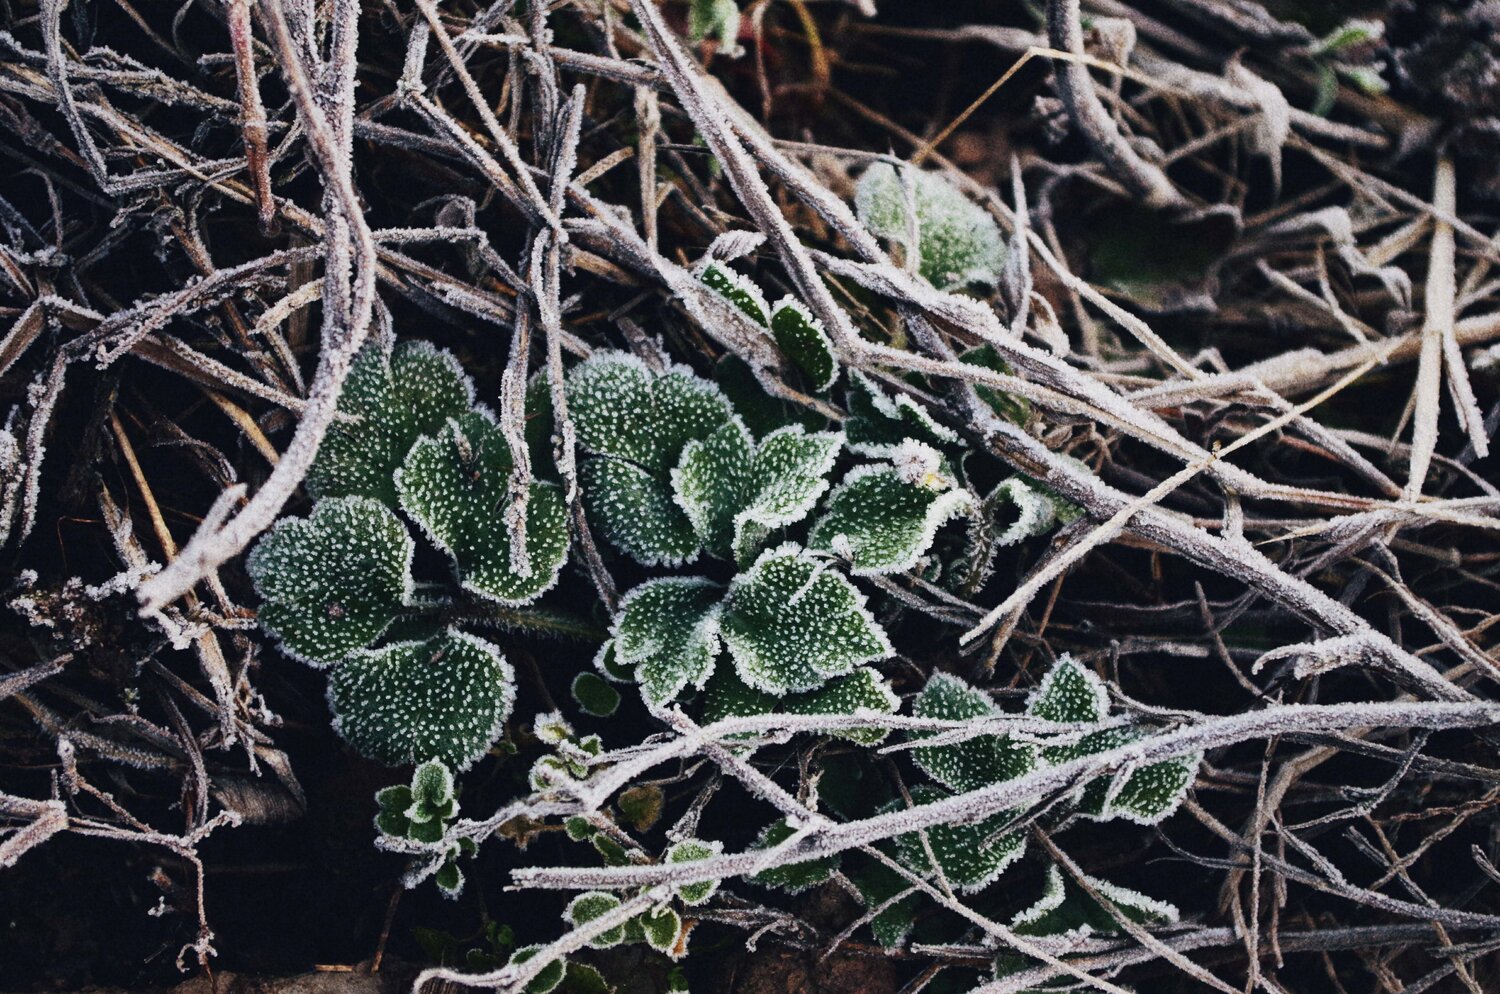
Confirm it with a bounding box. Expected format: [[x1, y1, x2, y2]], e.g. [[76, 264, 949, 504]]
[[749, 820, 839, 893], [855, 163, 1006, 290], [507, 947, 565, 994], [328, 629, 515, 770], [397, 409, 569, 605], [1011, 863, 1179, 938], [911, 672, 1039, 793], [571, 672, 621, 717], [719, 544, 892, 695], [697, 259, 769, 326], [844, 370, 959, 457], [306, 340, 475, 506], [672, 418, 843, 564], [989, 476, 1080, 547], [702, 667, 899, 744], [809, 453, 975, 575], [635, 905, 682, 955], [567, 352, 736, 565], [666, 838, 723, 905], [889, 786, 1027, 893], [612, 577, 724, 705], [564, 891, 627, 948], [1027, 655, 1108, 725], [246, 496, 414, 667], [769, 297, 839, 391]]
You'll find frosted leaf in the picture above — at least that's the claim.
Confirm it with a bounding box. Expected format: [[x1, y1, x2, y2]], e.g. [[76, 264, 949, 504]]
[[328, 629, 515, 770], [720, 544, 891, 695], [672, 419, 843, 564], [990, 476, 1078, 547], [571, 672, 621, 717], [702, 667, 899, 745], [749, 820, 839, 893], [666, 839, 723, 905], [958, 346, 1031, 426], [715, 354, 827, 439], [612, 577, 724, 705], [635, 905, 682, 954], [890, 785, 1026, 893], [593, 639, 634, 683], [809, 456, 975, 576], [396, 410, 569, 605], [855, 163, 1006, 290], [434, 860, 465, 898], [1026, 655, 1107, 725], [844, 370, 959, 457], [911, 673, 1038, 793], [1092, 753, 1199, 825], [1012, 863, 1178, 938], [568, 352, 736, 565], [564, 892, 626, 948], [508, 947, 566, 994], [852, 862, 922, 947], [306, 340, 474, 505], [697, 260, 769, 326], [407, 759, 457, 823], [769, 297, 838, 391], [247, 496, 414, 667]]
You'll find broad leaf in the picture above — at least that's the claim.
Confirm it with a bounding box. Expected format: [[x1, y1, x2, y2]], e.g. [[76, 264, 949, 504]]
[[855, 163, 1005, 290], [959, 346, 1031, 426], [612, 577, 724, 705], [666, 838, 723, 905], [1012, 863, 1178, 938], [248, 496, 414, 666], [508, 946, 566, 994], [844, 371, 959, 456], [851, 862, 922, 947], [810, 448, 975, 575], [571, 672, 621, 718], [749, 820, 839, 894], [698, 259, 769, 325], [564, 892, 626, 948], [889, 786, 1026, 893], [911, 673, 1038, 793], [306, 340, 474, 505], [673, 419, 843, 564], [397, 410, 569, 605], [328, 629, 515, 770], [720, 544, 891, 695], [769, 297, 838, 391], [1027, 656, 1107, 725], [702, 667, 899, 744], [568, 352, 736, 564]]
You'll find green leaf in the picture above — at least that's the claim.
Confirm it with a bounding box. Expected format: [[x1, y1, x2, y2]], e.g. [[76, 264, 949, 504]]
[[855, 163, 1005, 290], [306, 340, 475, 505], [434, 859, 464, 898], [911, 673, 1039, 794], [889, 785, 1026, 893], [397, 410, 569, 605], [749, 820, 839, 894], [328, 629, 515, 770], [810, 448, 975, 576], [844, 370, 959, 457], [374, 785, 413, 837], [666, 839, 723, 905], [702, 667, 899, 745], [564, 892, 626, 948], [612, 577, 724, 705], [988, 476, 1079, 547], [720, 544, 892, 695], [568, 352, 736, 565], [510, 946, 567, 994], [407, 759, 457, 822], [689, 0, 743, 57], [698, 260, 768, 325], [1097, 754, 1199, 825], [715, 354, 826, 439], [672, 419, 843, 564], [247, 496, 414, 667], [1026, 656, 1107, 725], [769, 297, 838, 391], [571, 672, 621, 718], [958, 346, 1030, 426], [850, 861, 921, 947], [636, 905, 682, 954], [1011, 863, 1178, 938]]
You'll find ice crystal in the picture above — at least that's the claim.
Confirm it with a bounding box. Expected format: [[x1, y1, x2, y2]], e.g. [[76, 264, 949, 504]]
[[611, 577, 724, 705], [810, 452, 975, 576], [855, 163, 1006, 290]]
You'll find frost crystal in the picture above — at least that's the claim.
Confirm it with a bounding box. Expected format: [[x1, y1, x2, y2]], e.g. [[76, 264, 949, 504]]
[[328, 629, 515, 770], [889, 785, 1027, 893], [567, 352, 736, 565], [702, 667, 898, 744], [612, 577, 724, 705], [855, 163, 1006, 290], [1011, 863, 1179, 938], [306, 340, 475, 505], [844, 370, 959, 457], [719, 544, 892, 695], [396, 409, 569, 605], [810, 456, 975, 576], [247, 496, 414, 667], [672, 418, 843, 564]]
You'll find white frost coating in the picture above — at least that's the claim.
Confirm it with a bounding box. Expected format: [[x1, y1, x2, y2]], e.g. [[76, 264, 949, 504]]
[[991, 476, 1066, 547], [694, 258, 771, 327], [811, 461, 976, 576], [1025, 655, 1108, 725]]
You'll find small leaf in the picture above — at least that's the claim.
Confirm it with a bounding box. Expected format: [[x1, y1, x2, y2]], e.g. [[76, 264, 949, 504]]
[[612, 577, 724, 705], [698, 260, 768, 325], [850, 862, 921, 948], [988, 476, 1079, 547], [720, 544, 891, 695], [564, 892, 626, 948], [889, 786, 1026, 893], [810, 448, 975, 576], [247, 496, 414, 667], [571, 672, 621, 718], [408, 759, 457, 821], [844, 370, 958, 457], [855, 163, 1005, 290], [1097, 754, 1199, 825], [397, 410, 569, 605], [1026, 656, 1107, 725], [434, 859, 464, 898], [1012, 863, 1178, 938], [911, 673, 1038, 793], [702, 667, 899, 745], [636, 905, 682, 954], [617, 784, 665, 832], [306, 340, 475, 505], [568, 352, 736, 565], [715, 354, 826, 439], [666, 839, 723, 905], [510, 946, 566, 994], [769, 297, 838, 391], [749, 820, 839, 893], [328, 629, 515, 770], [672, 419, 843, 564], [958, 346, 1030, 426], [689, 0, 743, 57]]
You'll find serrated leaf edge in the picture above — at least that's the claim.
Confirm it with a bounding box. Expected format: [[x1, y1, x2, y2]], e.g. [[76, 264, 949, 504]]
[[817, 463, 976, 576]]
